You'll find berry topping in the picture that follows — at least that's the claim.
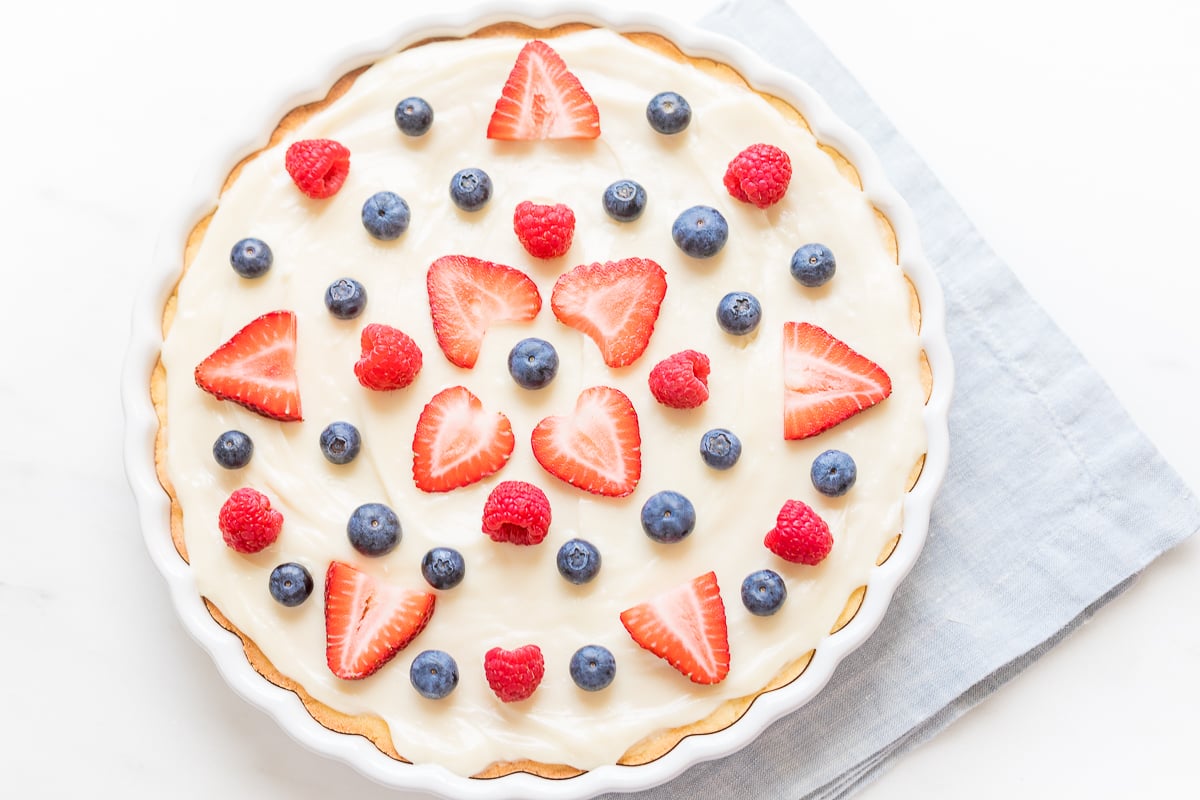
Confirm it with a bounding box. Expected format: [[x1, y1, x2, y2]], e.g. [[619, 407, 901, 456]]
[[716, 291, 762, 335], [269, 562, 314, 607], [569, 645, 616, 692], [741, 568, 787, 616], [513, 200, 575, 259], [229, 237, 272, 279], [811, 449, 857, 496], [410, 650, 459, 699], [483, 644, 545, 702], [324, 277, 367, 320], [620, 571, 730, 685], [324, 560, 435, 680], [790, 243, 836, 287], [354, 323, 423, 391], [487, 40, 600, 141], [646, 91, 692, 134], [420, 547, 466, 591], [319, 421, 361, 465], [507, 337, 559, 390], [361, 191, 411, 241], [671, 205, 728, 259], [427, 255, 541, 369], [648, 350, 711, 409], [449, 167, 493, 212], [412, 386, 515, 493], [724, 143, 791, 208], [556, 538, 601, 585], [531, 386, 641, 497], [602, 179, 647, 222], [346, 502, 402, 557], [212, 429, 253, 470], [764, 499, 833, 565], [284, 138, 350, 199], [482, 480, 552, 546], [194, 310, 301, 421], [394, 96, 433, 137], [782, 321, 892, 440], [700, 428, 742, 470], [218, 487, 283, 554], [550, 257, 667, 368], [640, 490, 697, 543]]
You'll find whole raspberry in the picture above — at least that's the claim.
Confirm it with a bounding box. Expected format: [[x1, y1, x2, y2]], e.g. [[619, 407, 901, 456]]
[[285, 138, 351, 199], [482, 481, 552, 545], [218, 488, 283, 554], [354, 323, 423, 391], [723, 143, 792, 208], [764, 499, 833, 565], [484, 644, 545, 702], [513, 200, 575, 259], [648, 350, 711, 409]]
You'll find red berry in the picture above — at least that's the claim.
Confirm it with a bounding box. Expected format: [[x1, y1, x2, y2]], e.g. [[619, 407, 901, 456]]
[[513, 200, 575, 259], [285, 138, 351, 199], [483, 644, 545, 702], [482, 481, 552, 545], [764, 499, 833, 565], [487, 40, 600, 141], [354, 323, 422, 391], [218, 487, 283, 553], [723, 143, 792, 208], [648, 350, 711, 409]]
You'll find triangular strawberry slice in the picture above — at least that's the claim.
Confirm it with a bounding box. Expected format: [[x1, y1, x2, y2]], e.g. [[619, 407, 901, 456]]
[[620, 571, 730, 685], [783, 321, 892, 440], [324, 561, 436, 680], [412, 386, 515, 492], [551, 258, 667, 368], [193, 310, 302, 421], [486, 40, 600, 140], [531, 386, 640, 497], [427, 255, 542, 369]]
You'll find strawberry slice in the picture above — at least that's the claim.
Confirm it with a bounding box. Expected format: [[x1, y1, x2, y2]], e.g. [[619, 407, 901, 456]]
[[620, 571, 730, 685], [324, 560, 435, 680], [530, 386, 640, 497], [486, 40, 600, 140], [427, 255, 541, 369], [783, 321, 892, 439], [551, 258, 667, 368], [412, 386, 515, 492], [194, 310, 301, 421]]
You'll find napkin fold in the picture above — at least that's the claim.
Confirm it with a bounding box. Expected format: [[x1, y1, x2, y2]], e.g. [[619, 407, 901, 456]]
[[606, 0, 1200, 797]]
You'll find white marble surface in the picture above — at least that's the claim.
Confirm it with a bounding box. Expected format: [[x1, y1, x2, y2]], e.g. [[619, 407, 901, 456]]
[[3, 0, 1196, 797]]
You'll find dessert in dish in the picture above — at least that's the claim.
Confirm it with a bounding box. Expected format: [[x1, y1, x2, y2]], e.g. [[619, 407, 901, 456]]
[[152, 21, 932, 780]]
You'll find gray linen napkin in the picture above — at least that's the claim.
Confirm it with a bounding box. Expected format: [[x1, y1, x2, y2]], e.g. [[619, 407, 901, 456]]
[[601, 0, 1200, 797]]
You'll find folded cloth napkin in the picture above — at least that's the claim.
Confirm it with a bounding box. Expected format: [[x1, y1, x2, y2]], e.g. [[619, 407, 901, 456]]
[[604, 0, 1200, 797]]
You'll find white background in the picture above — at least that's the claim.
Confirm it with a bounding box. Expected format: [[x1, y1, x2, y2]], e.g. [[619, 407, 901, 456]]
[[2, 0, 1197, 797]]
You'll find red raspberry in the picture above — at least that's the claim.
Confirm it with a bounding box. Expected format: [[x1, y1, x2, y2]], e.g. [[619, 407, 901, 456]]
[[764, 499, 833, 565], [354, 323, 423, 391], [482, 481, 552, 545], [483, 644, 545, 702], [648, 350, 711, 409], [723, 143, 792, 208], [218, 488, 283, 554], [284, 138, 351, 199], [513, 200, 575, 259]]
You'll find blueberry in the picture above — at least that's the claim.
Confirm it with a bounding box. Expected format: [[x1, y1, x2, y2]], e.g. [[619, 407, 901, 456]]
[[646, 91, 691, 135], [602, 179, 647, 222], [716, 291, 762, 335], [212, 430, 253, 469], [449, 167, 493, 212], [324, 277, 367, 319], [507, 337, 559, 390], [741, 569, 787, 616], [699, 428, 741, 470], [811, 449, 857, 496], [640, 490, 696, 544], [268, 562, 314, 607], [229, 237, 273, 278], [569, 644, 616, 691], [394, 96, 433, 137], [319, 421, 362, 465], [790, 243, 836, 287], [421, 547, 466, 590], [361, 191, 411, 240], [672, 205, 728, 258], [556, 539, 601, 585], [347, 502, 401, 556], [410, 649, 459, 699]]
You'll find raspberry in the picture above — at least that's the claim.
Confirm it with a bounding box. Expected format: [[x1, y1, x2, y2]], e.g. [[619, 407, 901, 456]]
[[513, 200, 575, 259], [284, 138, 351, 199], [483, 644, 545, 702], [764, 499, 833, 565], [218, 487, 283, 554], [354, 323, 423, 391], [648, 350, 710, 409], [482, 481, 552, 545], [723, 143, 792, 208]]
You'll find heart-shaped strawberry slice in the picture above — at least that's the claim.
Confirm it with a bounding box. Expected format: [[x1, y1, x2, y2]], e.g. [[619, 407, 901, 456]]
[[531, 386, 640, 497]]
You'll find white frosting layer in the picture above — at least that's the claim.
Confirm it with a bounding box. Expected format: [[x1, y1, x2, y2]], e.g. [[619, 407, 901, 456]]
[[160, 28, 926, 775]]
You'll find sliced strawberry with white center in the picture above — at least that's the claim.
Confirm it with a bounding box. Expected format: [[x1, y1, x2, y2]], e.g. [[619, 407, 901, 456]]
[[324, 561, 435, 680], [551, 257, 667, 368], [412, 386, 515, 493], [620, 571, 730, 685], [427, 255, 541, 369], [783, 321, 892, 439], [193, 310, 302, 421], [486, 40, 600, 140], [531, 386, 640, 497]]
